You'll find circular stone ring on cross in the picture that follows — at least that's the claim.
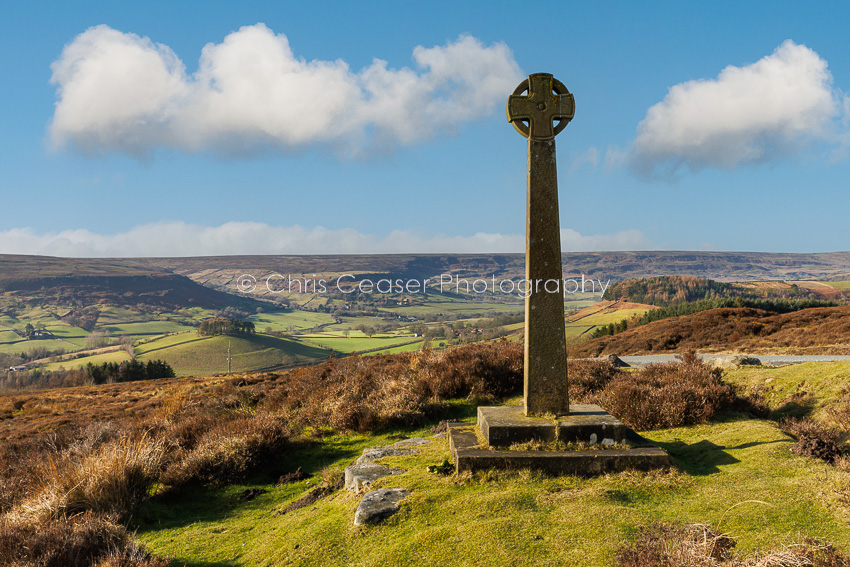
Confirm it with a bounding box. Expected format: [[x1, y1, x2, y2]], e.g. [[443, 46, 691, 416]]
[[506, 73, 575, 140]]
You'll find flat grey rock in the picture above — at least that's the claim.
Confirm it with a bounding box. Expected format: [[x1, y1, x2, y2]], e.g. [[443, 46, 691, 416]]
[[344, 462, 403, 493], [355, 446, 416, 465], [354, 488, 409, 526], [393, 437, 430, 446]]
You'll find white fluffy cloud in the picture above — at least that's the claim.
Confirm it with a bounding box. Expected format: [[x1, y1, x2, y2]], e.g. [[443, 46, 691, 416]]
[[48, 25, 522, 157], [0, 223, 651, 257], [631, 40, 847, 177]]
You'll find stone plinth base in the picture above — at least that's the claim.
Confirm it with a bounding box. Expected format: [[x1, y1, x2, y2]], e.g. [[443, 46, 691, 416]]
[[447, 405, 671, 476], [478, 404, 625, 447]]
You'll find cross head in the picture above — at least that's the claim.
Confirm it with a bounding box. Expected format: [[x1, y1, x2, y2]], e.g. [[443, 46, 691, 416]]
[[506, 73, 575, 140]]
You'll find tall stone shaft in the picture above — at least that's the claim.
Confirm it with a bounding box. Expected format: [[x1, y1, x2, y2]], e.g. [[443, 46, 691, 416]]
[[524, 138, 568, 416]]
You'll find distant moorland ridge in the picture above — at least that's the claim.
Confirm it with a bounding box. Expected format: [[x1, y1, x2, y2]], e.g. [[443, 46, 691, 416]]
[[3, 251, 850, 291]]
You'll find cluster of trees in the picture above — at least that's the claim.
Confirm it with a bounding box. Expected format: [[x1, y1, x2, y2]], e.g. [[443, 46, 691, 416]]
[[63, 306, 100, 331], [592, 319, 630, 338], [84, 359, 175, 384], [602, 276, 733, 307], [198, 318, 256, 337]]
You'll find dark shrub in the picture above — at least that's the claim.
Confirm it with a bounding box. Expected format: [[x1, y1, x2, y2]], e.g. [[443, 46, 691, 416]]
[[594, 352, 734, 430], [568, 359, 623, 403]]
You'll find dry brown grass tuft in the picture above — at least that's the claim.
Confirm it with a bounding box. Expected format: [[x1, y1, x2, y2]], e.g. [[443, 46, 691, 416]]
[[266, 340, 523, 433], [615, 522, 849, 567], [162, 411, 289, 487], [0, 511, 168, 567], [9, 432, 167, 524], [615, 522, 735, 566]]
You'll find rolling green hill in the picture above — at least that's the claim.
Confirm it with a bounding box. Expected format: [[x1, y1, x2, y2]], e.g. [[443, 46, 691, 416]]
[[136, 333, 331, 376]]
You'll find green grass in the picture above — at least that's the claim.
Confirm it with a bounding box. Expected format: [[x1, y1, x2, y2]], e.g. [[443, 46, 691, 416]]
[[724, 361, 850, 420], [135, 411, 850, 566], [137, 334, 331, 376]]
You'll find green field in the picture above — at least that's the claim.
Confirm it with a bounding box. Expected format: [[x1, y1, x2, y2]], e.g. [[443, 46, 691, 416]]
[[564, 307, 651, 337], [42, 350, 132, 371], [134, 332, 204, 356], [0, 329, 21, 344], [249, 310, 336, 331], [817, 280, 850, 290], [98, 320, 194, 336], [0, 337, 82, 355], [386, 296, 524, 317], [372, 341, 426, 354], [96, 306, 149, 324], [300, 334, 419, 354], [137, 334, 331, 376]]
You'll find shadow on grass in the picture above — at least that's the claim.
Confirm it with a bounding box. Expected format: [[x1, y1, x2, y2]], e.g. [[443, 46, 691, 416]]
[[727, 439, 790, 450], [655, 439, 740, 475], [134, 436, 366, 532], [770, 399, 816, 420]]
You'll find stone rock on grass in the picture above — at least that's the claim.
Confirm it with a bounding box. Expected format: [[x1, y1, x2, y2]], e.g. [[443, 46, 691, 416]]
[[344, 462, 404, 493], [393, 437, 430, 447], [354, 488, 409, 526], [355, 446, 416, 465]]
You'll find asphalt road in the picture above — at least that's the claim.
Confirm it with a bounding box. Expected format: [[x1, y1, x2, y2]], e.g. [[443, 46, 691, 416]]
[[616, 354, 850, 366]]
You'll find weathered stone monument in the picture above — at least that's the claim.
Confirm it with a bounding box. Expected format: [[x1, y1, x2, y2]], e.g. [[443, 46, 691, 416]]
[[509, 72, 573, 416], [448, 73, 670, 474]]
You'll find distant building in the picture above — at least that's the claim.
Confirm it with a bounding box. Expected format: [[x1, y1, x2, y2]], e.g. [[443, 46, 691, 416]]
[[8, 366, 26, 372]]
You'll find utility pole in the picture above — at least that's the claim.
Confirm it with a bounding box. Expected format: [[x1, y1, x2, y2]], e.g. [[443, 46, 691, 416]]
[[227, 341, 232, 375]]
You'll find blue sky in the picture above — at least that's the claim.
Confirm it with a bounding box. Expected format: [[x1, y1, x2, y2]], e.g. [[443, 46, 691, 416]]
[[1, 1, 849, 256]]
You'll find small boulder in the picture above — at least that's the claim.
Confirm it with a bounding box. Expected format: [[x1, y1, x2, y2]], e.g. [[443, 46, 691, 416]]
[[354, 488, 409, 526], [605, 354, 630, 368], [344, 462, 404, 493]]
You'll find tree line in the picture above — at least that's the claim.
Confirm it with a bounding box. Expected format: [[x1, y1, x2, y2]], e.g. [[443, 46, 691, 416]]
[[198, 318, 256, 337], [1, 359, 175, 391]]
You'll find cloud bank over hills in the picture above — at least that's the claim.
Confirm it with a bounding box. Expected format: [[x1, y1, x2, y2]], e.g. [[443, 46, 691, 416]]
[[0, 222, 652, 257], [49, 24, 523, 158]]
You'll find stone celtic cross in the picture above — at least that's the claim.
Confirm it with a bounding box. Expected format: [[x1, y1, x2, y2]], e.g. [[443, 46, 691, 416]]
[[507, 73, 574, 416]]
